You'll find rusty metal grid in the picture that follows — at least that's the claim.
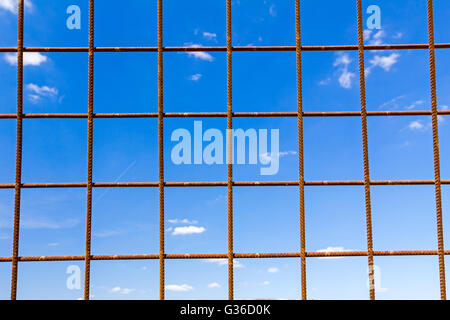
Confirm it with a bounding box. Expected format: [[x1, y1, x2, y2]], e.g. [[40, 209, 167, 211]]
[[0, 0, 448, 300]]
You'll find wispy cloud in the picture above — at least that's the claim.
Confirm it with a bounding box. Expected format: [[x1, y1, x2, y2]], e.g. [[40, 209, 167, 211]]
[[202, 32, 217, 41], [186, 45, 214, 62], [267, 267, 279, 273], [48, 242, 59, 247], [26, 83, 58, 104], [407, 100, 425, 110], [365, 53, 400, 76], [317, 246, 355, 259], [189, 73, 202, 81], [204, 259, 244, 268], [367, 30, 385, 45], [171, 226, 206, 235], [333, 53, 355, 89], [207, 282, 221, 289], [20, 217, 79, 230], [110, 287, 136, 295], [381, 95, 407, 108], [4, 52, 48, 66], [168, 218, 198, 225], [166, 284, 194, 292], [408, 120, 425, 131], [94, 229, 126, 238], [260, 150, 297, 164]]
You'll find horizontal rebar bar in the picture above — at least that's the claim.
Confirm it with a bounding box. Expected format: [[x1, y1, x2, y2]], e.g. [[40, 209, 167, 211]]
[[0, 44, 450, 53], [0, 250, 448, 263], [0, 180, 449, 189], [0, 110, 449, 120]]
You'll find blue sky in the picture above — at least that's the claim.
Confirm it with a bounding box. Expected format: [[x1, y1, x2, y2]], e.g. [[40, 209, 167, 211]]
[[0, 0, 450, 300]]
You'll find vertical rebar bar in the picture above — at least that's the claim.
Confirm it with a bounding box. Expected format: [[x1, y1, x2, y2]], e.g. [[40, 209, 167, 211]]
[[158, 0, 165, 301], [356, 0, 375, 300], [295, 0, 307, 301], [84, 0, 95, 300], [226, 0, 234, 301], [426, 0, 447, 300], [10, 0, 24, 301]]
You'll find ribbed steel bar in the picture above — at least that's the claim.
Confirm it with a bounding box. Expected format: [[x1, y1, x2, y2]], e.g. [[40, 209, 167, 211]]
[[157, 0, 165, 301], [1, 43, 450, 53], [226, 0, 234, 301], [427, 0, 446, 300], [1, 180, 450, 190], [83, 0, 95, 301], [10, 0, 24, 301], [295, 0, 307, 301], [1, 250, 450, 263], [2, 110, 449, 120], [357, 0, 375, 300]]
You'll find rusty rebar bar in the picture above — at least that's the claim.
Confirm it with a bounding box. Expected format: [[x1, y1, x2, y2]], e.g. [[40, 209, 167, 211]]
[[295, 0, 307, 301], [2, 110, 449, 120], [1, 250, 450, 264], [10, 0, 24, 301], [357, 0, 375, 300], [83, 0, 95, 301], [427, 0, 446, 300], [0, 180, 449, 190], [157, 0, 165, 301], [226, 0, 234, 301], [1, 43, 450, 53]]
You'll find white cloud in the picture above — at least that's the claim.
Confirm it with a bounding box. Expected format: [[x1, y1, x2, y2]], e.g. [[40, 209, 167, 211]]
[[0, 0, 32, 14], [262, 281, 270, 286], [260, 150, 296, 164], [172, 226, 205, 235], [369, 53, 400, 71], [186, 45, 214, 62], [202, 32, 217, 41], [333, 53, 356, 89], [168, 218, 198, 225], [338, 70, 355, 89], [110, 287, 135, 295], [4, 52, 48, 66], [408, 120, 424, 131], [363, 29, 372, 41], [369, 30, 385, 45], [166, 284, 194, 292], [25, 83, 58, 103], [267, 267, 279, 273], [366, 53, 400, 76], [440, 105, 449, 110], [207, 282, 221, 289], [189, 74, 202, 81], [204, 259, 244, 269], [317, 246, 355, 259], [26, 83, 57, 96], [333, 53, 352, 67]]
